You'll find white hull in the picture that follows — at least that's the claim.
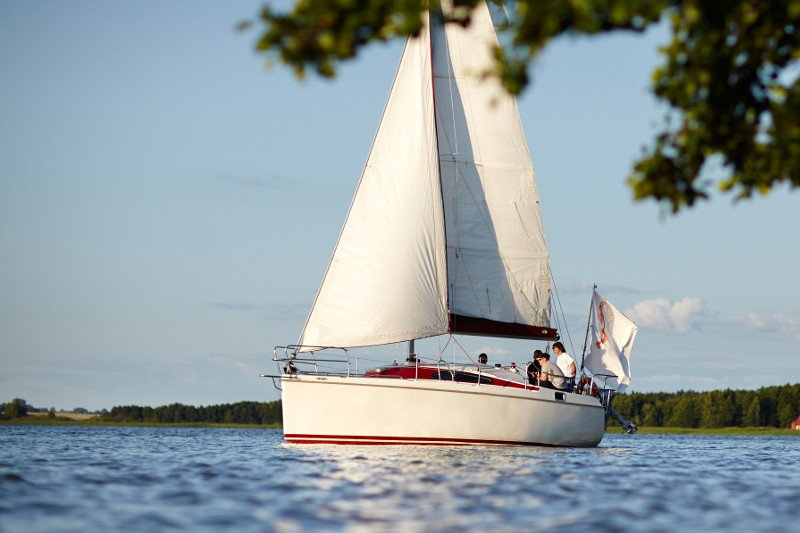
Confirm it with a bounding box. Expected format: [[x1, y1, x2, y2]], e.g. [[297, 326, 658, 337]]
[[281, 375, 606, 447]]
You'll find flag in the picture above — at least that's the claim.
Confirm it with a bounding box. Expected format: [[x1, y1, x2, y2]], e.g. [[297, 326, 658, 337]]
[[584, 289, 638, 392]]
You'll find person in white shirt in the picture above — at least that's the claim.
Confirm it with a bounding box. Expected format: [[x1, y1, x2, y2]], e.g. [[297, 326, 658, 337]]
[[552, 342, 576, 390]]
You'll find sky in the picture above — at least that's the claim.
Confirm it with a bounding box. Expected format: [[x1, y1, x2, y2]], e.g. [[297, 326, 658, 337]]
[[2, 1, 798, 412]]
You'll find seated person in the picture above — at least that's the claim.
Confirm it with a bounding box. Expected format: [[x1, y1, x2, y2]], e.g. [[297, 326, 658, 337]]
[[526, 360, 541, 385], [526, 349, 544, 385], [534, 352, 566, 390], [478, 353, 488, 365]]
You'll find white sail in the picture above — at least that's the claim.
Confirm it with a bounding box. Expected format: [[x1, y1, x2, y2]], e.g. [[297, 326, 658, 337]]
[[298, 13, 449, 350], [584, 289, 638, 391], [298, 1, 554, 350], [432, 1, 552, 337]]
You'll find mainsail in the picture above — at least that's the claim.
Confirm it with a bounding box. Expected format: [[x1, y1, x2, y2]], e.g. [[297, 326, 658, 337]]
[[584, 289, 638, 391], [298, 1, 554, 350]]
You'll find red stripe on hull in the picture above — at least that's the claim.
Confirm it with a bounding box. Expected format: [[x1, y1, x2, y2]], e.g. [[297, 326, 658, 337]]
[[284, 433, 555, 447]]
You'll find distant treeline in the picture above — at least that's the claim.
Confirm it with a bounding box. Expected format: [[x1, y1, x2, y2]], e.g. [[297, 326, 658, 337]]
[[5, 383, 799, 428], [102, 401, 283, 425], [613, 383, 800, 428]]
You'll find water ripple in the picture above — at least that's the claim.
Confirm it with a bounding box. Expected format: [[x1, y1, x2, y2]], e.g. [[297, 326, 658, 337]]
[[1, 427, 798, 532]]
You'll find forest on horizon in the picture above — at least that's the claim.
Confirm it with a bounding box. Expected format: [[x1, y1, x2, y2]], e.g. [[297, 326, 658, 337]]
[[3, 383, 798, 428]]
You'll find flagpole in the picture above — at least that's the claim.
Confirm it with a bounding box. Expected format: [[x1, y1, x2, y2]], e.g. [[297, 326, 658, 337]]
[[580, 284, 597, 373]]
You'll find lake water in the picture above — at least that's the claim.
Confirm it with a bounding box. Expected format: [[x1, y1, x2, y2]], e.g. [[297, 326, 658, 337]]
[[1, 426, 797, 532]]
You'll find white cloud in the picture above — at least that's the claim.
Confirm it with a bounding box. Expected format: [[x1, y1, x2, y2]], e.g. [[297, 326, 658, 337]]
[[626, 297, 704, 333], [739, 310, 800, 339], [234, 360, 258, 374], [212, 302, 262, 312], [212, 301, 308, 321]]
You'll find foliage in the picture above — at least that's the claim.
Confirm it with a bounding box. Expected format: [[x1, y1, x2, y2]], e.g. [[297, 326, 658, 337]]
[[1, 398, 29, 419], [605, 426, 800, 435], [612, 383, 800, 428], [245, 0, 800, 212], [102, 401, 283, 426]]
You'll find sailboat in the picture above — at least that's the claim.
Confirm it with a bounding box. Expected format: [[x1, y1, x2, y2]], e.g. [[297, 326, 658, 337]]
[[267, 1, 638, 447]]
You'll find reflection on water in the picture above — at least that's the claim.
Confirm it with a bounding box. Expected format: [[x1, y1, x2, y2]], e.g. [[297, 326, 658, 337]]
[[0, 426, 798, 532]]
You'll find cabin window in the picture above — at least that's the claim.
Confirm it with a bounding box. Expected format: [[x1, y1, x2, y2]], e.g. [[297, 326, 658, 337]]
[[432, 371, 492, 385]]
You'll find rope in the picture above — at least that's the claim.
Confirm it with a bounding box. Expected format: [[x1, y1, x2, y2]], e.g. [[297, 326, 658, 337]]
[[550, 273, 576, 357]]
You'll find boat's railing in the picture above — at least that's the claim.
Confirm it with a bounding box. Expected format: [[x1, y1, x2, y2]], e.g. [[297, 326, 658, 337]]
[[424, 357, 544, 390], [269, 345, 356, 379], [264, 347, 598, 395], [578, 372, 618, 406]]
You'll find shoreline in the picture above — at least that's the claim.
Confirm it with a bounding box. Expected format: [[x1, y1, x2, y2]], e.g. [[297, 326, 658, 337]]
[[0, 417, 280, 429], [604, 426, 799, 436], [27, 411, 100, 420], [1, 418, 797, 435]]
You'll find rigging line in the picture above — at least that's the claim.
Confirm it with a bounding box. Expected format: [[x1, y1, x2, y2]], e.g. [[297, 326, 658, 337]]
[[451, 163, 484, 315], [448, 334, 474, 363], [435, 335, 454, 360], [432, 23, 458, 167], [580, 286, 596, 373], [444, 15, 458, 157], [550, 272, 576, 356], [456, 246, 486, 316]]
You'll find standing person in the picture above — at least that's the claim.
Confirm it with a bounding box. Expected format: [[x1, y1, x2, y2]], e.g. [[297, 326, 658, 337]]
[[478, 353, 488, 365], [552, 342, 576, 390], [533, 353, 566, 390]]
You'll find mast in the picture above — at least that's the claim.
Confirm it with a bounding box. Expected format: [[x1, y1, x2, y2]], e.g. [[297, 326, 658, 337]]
[[580, 284, 598, 372]]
